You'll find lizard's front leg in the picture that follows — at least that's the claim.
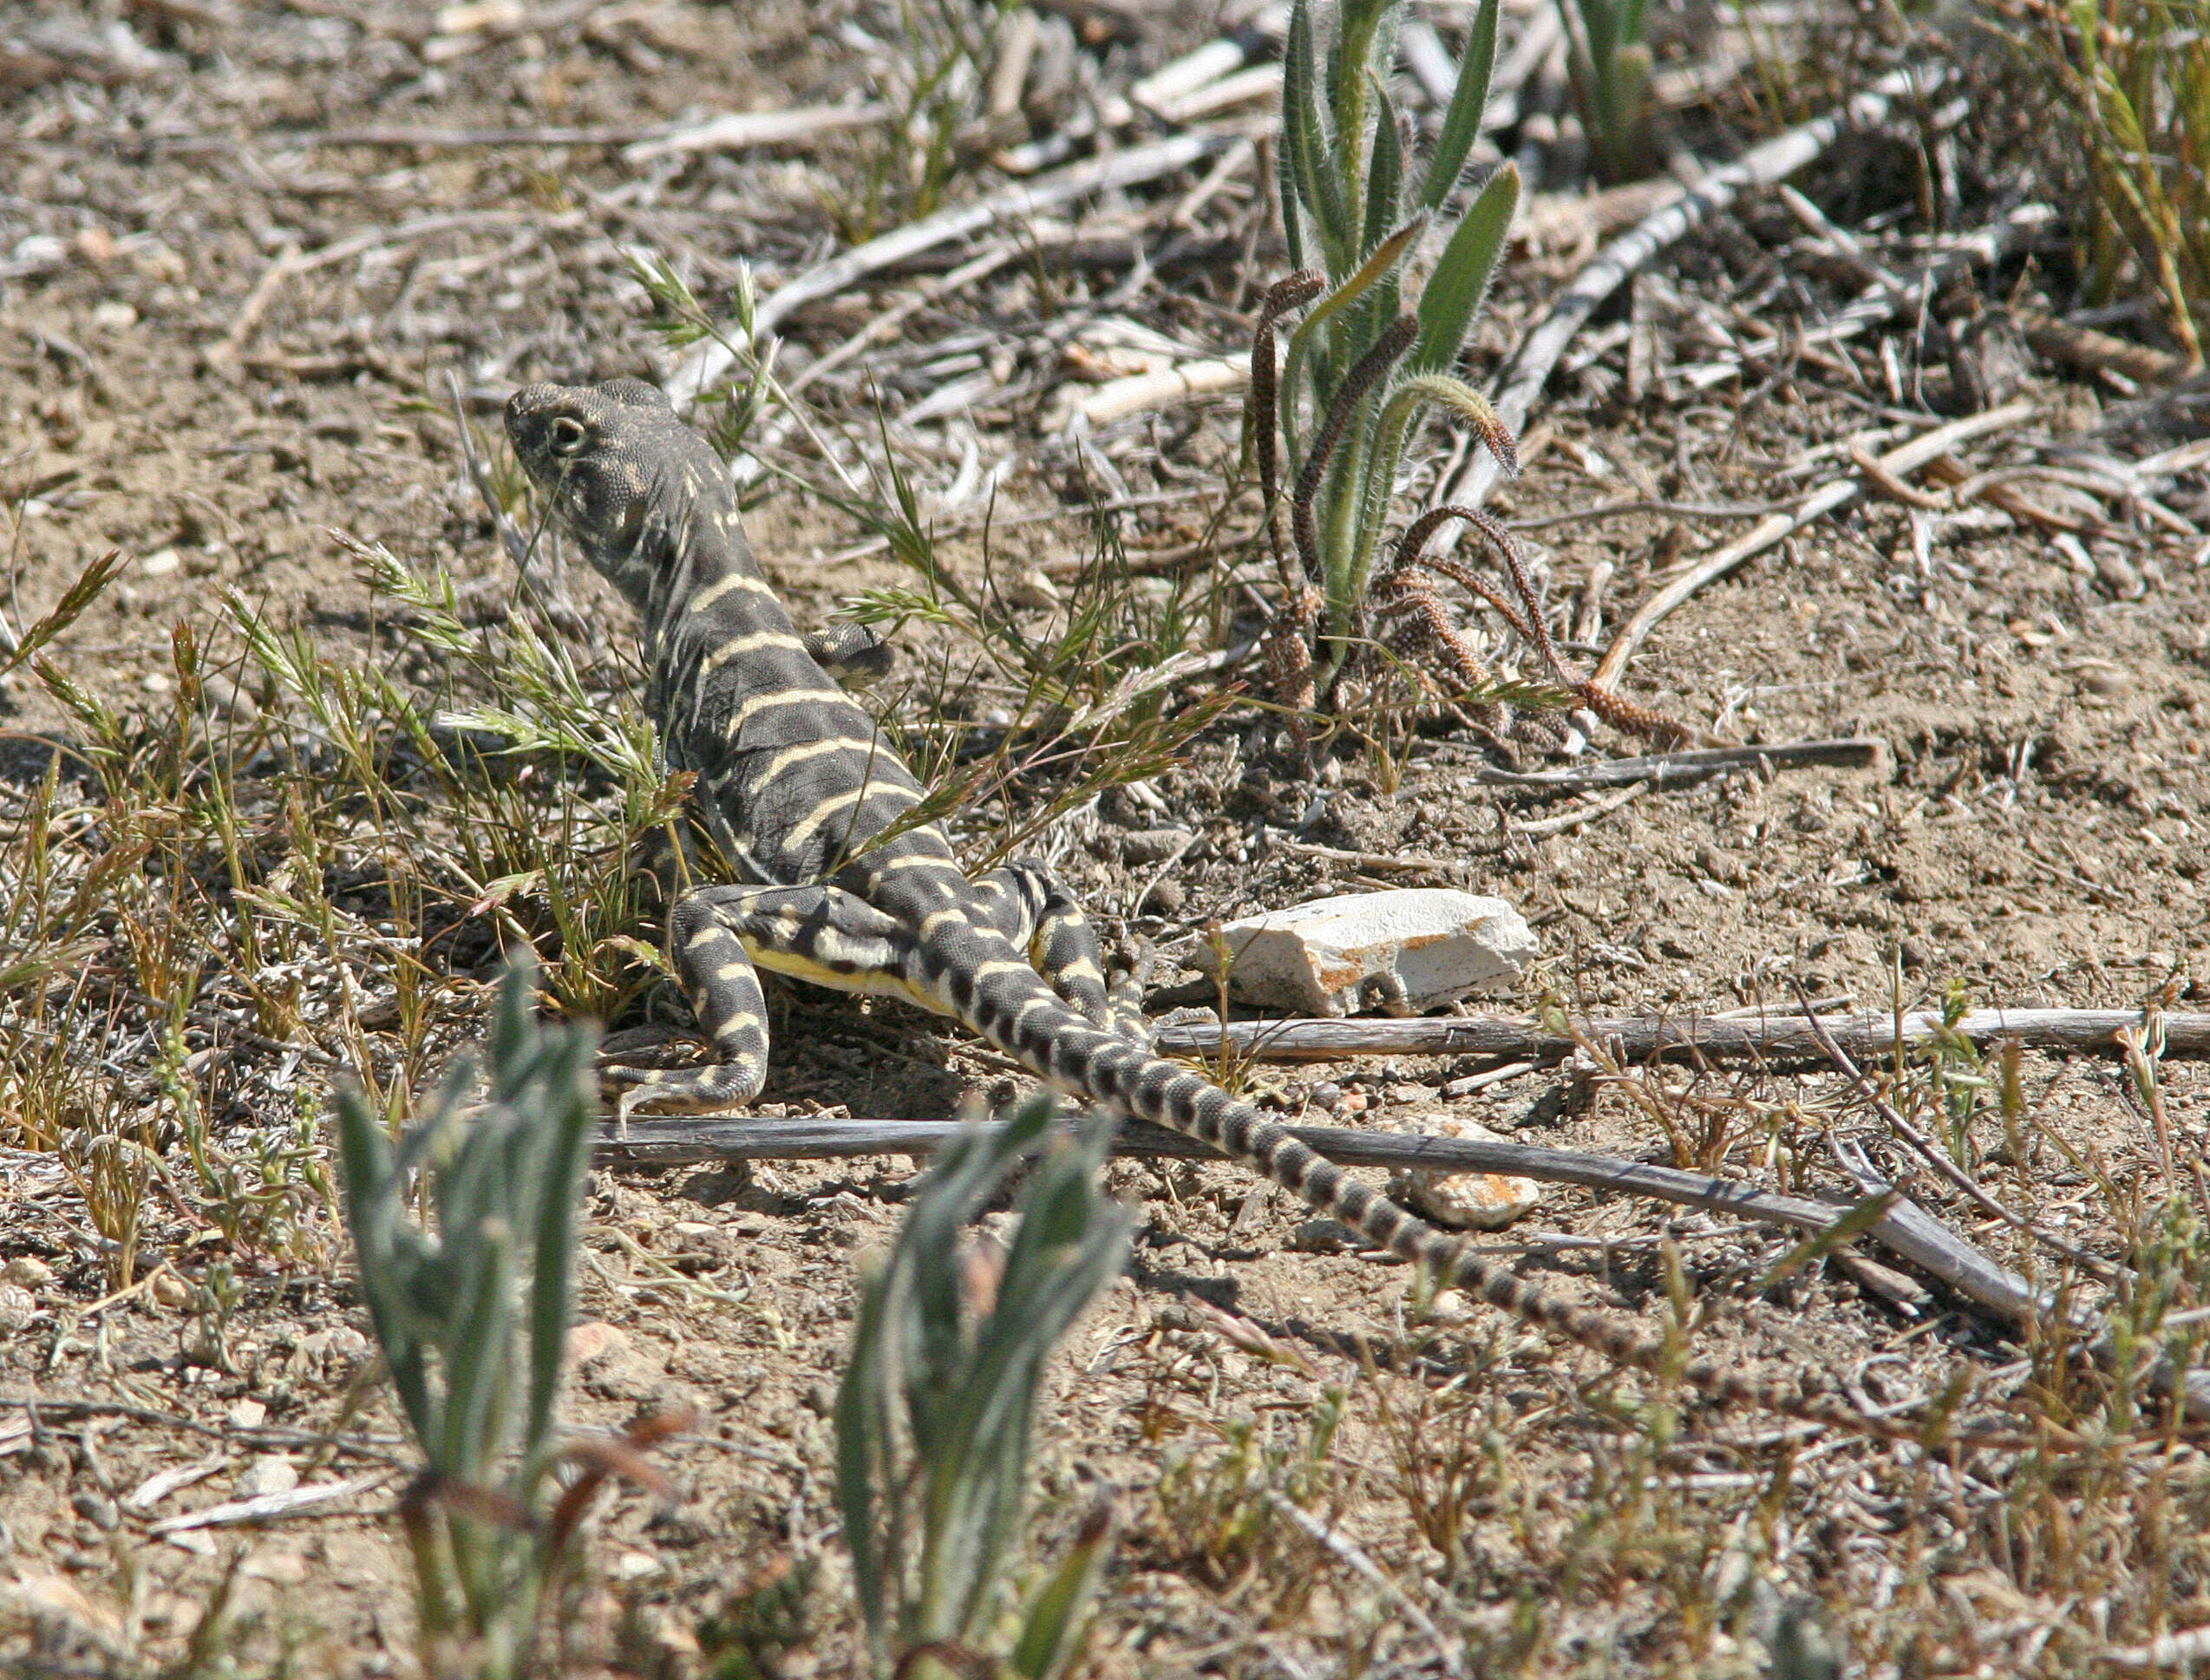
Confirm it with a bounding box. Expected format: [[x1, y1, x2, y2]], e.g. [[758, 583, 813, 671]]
[[613, 883, 934, 1118]]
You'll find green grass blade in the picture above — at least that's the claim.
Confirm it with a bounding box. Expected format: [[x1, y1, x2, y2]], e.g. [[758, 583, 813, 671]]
[[1282, 0, 1353, 271]]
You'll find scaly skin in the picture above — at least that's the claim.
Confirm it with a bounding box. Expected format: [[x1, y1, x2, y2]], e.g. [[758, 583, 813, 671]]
[[504, 376, 1913, 1439]]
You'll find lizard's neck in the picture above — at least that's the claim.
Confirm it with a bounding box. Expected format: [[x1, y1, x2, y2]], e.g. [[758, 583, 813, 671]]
[[618, 485, 792, 650]]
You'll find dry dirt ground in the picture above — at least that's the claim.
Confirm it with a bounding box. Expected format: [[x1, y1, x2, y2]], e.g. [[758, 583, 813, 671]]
[[4, 1, 2210, 1677]]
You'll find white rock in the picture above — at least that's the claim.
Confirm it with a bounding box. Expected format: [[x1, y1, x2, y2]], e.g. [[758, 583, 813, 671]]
[[1391, 1114, 1542, 1232], [1191, 888, 1536, 1016], [236, 1455, 298, 1499]]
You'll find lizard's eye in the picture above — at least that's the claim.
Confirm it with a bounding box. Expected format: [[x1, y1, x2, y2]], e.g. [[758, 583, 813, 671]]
[[548, 415, 590, 455]]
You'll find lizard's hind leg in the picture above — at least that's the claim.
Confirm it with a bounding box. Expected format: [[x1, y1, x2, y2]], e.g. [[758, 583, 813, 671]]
[[622, 882, 940, 1117], [974, 863, 1149, 1038], [605, 888, 779, 1116]]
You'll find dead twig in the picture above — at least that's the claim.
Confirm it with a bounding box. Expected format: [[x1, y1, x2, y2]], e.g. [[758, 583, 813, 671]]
[[1462, 735, 1885, 789], [1154, 1007, 2210, 1065]]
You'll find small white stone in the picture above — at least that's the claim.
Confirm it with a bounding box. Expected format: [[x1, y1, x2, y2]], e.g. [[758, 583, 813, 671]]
[[92, 300, 139, 331], [1425, 1288, 1474, 1325], [1392, 1114, 1542, 1232], [1192, 888, 1536, 1016], [237, 1455, 298, 1498], [142, 670, 173, 695], [0, 1284, 37, 1333], [614, 1552, 664, 1581], [227, 1398, 267, 1428], [140, 547, 180, 577], [1004, 568, 1061, 611]]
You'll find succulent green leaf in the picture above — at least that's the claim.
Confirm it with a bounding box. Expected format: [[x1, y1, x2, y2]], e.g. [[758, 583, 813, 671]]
[[1410, 161, 1518, 374], [1282, 0, 1352, 271], [1417, 0, 1501, 209], [1363, 72, 1405, 255]]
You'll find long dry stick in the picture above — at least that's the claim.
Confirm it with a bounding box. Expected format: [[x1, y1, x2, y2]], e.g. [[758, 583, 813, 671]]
[[1154, 1008, 2210, 1064], [594, 1114, 2043, 1334], [1461, 735, 1884, 788]]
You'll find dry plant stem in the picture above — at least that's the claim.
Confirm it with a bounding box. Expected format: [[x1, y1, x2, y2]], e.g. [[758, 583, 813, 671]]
[[603, 1116, 2047, 1330], [1592, 401, 2036, 689], [620, 103, 892, 163], [1154, 1008, 2210, 1064], [286, 122, 666, 147], [666, 133, 1229, 401], [1438, 65, 1939, 512], [1250, 270, 1327, 578], [0, 1395, 406, 1462], [1795, 997, 2119, 1282], [2105, 1626, 2210, 1671], [1389, 507, 1693, 743], [1507, 777, 1645, 835], [1462, 735, 1883, 788]]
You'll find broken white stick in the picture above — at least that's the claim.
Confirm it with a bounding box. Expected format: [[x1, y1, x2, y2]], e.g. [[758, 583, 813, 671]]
[[1191, 889, 1537, 1018], [1047, 357, 1247, 431], [622, 103, 891, 165], [148, 1472, 384, 1535]]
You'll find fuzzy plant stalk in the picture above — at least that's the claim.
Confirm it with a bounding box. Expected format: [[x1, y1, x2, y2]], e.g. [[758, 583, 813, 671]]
[[837, 1095, 1131, 1680], [1557, 0, 1653, 186], [337, 957, 600, 1680], [1263, 0, 1522, 691]]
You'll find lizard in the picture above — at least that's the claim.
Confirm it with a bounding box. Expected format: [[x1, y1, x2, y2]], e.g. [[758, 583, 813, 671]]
[[501, 376, 1926, 1440]]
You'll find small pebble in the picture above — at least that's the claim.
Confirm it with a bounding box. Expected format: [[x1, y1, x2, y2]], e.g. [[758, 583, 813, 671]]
[[0, 1285, 36, 1333], [1137, 879, 1185, 916], [1288, 1219, 1361, 1254], [140, 548, 180, 578], [1425, 1289, 1474, 1326], [91, 300, 138, 331], [237, 1455, 298, 1499], [71, 1493, 120, 1532], [2, 1257, 55, 1289], [1121, 827, 1194, 866], [2096, 554, 2144, 599]]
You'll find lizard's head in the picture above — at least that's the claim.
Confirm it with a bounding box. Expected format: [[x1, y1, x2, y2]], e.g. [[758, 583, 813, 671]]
[[504, 378, 727, 587]]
